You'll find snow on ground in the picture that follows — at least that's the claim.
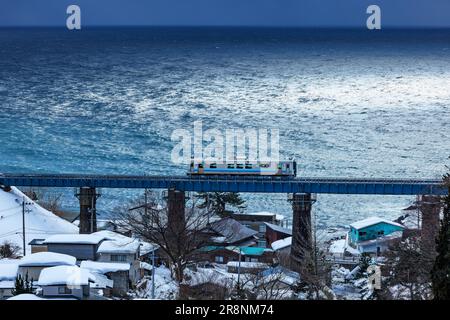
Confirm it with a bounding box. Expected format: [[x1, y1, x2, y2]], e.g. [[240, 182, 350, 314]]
[[134, 265, 178, 300], [0, 187, 78, 255]]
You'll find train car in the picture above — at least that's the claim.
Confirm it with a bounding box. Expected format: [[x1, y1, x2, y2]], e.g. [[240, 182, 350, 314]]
[[188, 159, 297, 176]]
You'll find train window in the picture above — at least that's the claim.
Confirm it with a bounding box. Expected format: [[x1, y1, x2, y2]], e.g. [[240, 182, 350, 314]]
[[236, 164, 243, 169], [260, 163, 269, 168], [277, 164, 282, 169], [199, 163, 204, 169], [245, 164, 252, 169], [210, 163, 217, 168], [190, 162, 194, 168], [227, 164, 234, 169], [286, 164, 290, 169]]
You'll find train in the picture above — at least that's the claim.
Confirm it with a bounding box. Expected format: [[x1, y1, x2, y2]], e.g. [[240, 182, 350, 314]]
[[188, 159, 297, 176]]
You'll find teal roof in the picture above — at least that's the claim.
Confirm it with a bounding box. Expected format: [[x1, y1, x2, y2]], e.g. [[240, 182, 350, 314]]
[[238, 246, 266, 256], [199, 246, 266, 256]]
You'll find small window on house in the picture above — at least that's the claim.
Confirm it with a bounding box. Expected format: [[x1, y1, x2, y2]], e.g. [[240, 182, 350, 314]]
[[377, 230, 384, 235], [215, 256, 224, 263], [111, 254, 127, 262], [259, 224, 266, 233], [257, 240, 266, 247], [58, 286, 72, 294], [359, 231, 367, 236]]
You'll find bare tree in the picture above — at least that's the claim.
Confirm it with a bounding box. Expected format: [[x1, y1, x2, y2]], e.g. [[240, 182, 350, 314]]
[[117, 190, 213, 283], [382, 237, 435, 300], [23, 188, 65, 217], [0, 241, 21, 259]]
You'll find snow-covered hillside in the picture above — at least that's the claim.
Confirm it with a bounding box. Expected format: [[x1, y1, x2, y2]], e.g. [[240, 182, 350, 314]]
[[0, 187, 78, 255]]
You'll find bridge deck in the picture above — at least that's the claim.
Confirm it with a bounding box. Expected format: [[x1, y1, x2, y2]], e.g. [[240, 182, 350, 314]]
[[0, 174, 447, 195]]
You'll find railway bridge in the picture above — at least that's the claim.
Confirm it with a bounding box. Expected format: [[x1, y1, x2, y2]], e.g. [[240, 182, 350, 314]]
[[1, 173, 447, 272]]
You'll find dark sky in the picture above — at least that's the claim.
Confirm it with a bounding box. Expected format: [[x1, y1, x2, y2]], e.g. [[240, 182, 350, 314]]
[[0, 0, 449, 27]]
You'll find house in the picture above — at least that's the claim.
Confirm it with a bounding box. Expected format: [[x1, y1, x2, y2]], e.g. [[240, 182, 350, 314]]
[[93, 230, 157, 285], [17, 252, 76, 282], [198, 246, 274, 264], [271, 237, 291, 254], [226, 261, 269, 274], [0, 262, 18, 299], [43, 234, 107, 261], [80, 261, 130, 297], [204, 217, 258, 247], [264, 223, 292, 247], [37, 265, 94, 300], [28, 239, 47, 254], [270, 237, 292, 267], [226, 212, 286, 247], [348, 217, 405, 255]]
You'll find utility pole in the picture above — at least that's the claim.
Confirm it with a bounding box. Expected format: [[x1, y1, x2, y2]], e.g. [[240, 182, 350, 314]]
[[22, 197, 32, 256], [151, 247, 155, 299], [237, 247, 242, 289]]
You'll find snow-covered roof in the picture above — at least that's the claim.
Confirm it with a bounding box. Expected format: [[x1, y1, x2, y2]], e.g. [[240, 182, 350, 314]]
[[0, 280, 15, 289], [226, 261, 269, 269], [0, 263, 18, 281], [349, 217, 405, 230], [0, 187, 78, 255], [140, 241, 158, 256], [89, 272, 114, 289], [92, 230, 158, 255], [18, 252, 76, 267], [80, 261, 130, 274], [97, 239, 140, 254], [7, 294, 46, 300], [207, 218, 258, 244], [242, 212, 285, 220], [264, 222, 292, 235], [38, 265, 95, 286], [44, 234, 106, 245], [183, 268, 234, 287], [140, 262, 152, 271], [271, 237, 292, 251]]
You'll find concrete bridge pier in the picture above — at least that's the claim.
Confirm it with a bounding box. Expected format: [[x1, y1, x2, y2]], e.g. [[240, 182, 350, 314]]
[[167, 188, 186, 234], [418, 195, 442, 253], [289, 193, 316, 274], [75, 187, 101, 234]]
